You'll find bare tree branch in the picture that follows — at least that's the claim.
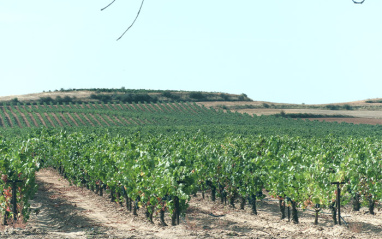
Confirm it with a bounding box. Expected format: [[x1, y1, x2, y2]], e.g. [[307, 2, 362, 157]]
[[116, 0, 145, 41], [101, 0, 117, 11]]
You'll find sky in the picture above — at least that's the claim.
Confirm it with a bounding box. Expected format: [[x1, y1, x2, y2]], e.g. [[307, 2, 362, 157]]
[[1, 0, 381, 104]]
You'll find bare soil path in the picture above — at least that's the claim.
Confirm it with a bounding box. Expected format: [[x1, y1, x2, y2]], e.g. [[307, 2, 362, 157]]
[[96, 114, 110, 126], [73, 113, 86, 126], [43, 113, 56, 127], [51, 113, 64, 127], [66, 113, 79, 127], [15, 107, 31, 127], [0, 115, 4, 127], [112, 115, 126, 126], [80, 113, 95, 127], [8, 107, 23, 128], [58, 113, 71, 126], [2, 168, 382, 239], [1, 108, 14, 127], [27, 112, 39, 127], [89, 114, 102, 126], [35, 113, 47, 127]]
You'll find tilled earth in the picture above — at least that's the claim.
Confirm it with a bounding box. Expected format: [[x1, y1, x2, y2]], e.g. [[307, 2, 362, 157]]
[[1, 168, 382, 239]]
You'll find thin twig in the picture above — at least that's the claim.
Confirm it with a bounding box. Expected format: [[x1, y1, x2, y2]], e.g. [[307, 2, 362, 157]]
[[101, 0, 117, 11], [116, 0, 145, 41]]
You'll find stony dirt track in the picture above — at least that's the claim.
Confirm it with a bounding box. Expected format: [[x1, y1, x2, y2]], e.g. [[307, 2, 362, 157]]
[[1, 168, 382, 239]]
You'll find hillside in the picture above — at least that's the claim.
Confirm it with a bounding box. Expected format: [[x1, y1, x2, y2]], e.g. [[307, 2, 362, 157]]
[[1, 89, 382, 128], [0, 89, 252, 104], [2, 90, 382, 239]]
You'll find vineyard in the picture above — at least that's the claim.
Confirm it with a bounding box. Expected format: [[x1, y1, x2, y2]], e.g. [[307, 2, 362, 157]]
[[1, 98, 382, 238], [2, 101, 382, 138]]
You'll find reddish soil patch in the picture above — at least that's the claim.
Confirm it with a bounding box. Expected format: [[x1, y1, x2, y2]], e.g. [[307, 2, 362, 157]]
[[114, 104, 124, 110], [168, 103, 183, 112], [155, 103, 167, 112], [146, 104, 158, 112], [95, 103, 103, 109], [35, 113, 47, 127], [134, 104, 146, 112], [164, 103, 175, 112], [103, 104, 113, 110], [141, 104, 153, 112], [58, 113, 71, 126], [0, 115, 4, 127], [151, 103, 165, 112], [9, 107, 23, 127], [120, 117, 132, 125], [73, 113, 86, 126], [27, 112, 39, 127], [96, 114, 110, 126], [81, 113, 95, 127], [89, 114, 102, 126], [128, 104, 138, 111], [50, 113, 63, 127], [44, 113, 56, 127], [17, 114, 30, 128], [1, 108, 13, 127], [112, 116, 125, 126], [66, 113, 79, 127], [108, 104, 120, 111], [15, 106, 31, 127], [104, 115, 117, 126]]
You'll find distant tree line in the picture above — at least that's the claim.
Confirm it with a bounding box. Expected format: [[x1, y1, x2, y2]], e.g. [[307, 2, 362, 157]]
[[1, 89, 252, 105], [88, 91, 251, 103], [39, 96, 76, 104], [52, 88, 252, 102], [365, 99, 382, 103], [324, 104, 353, 110], [90, 93, 158, 103]]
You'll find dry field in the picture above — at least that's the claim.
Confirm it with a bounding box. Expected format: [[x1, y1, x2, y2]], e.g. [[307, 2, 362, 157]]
[[0, 91, 95, 102], [197, 101, 382, 125]]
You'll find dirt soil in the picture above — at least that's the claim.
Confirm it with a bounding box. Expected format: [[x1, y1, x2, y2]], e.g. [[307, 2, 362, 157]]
[[0, 91, 95, 102], [1, 168, 382, 239], [197, 102, 382, 125]]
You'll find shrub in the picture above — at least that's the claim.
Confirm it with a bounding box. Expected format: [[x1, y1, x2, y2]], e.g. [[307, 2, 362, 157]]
[[325, 105, 340, 110], [220, 94, 230, 101], [189, 92, 206, 100], [40, 97, 54, 104]]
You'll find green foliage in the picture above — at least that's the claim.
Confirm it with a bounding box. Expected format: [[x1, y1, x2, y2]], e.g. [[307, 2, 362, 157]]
[[39, 96, 75, 104], [262, 103, 270, 108], [325, 105, 340, 110], [189, 92, 206, 100], [2, 97, 382, 225], [365, 99, 382, 103], [3, 130, 382, 224]]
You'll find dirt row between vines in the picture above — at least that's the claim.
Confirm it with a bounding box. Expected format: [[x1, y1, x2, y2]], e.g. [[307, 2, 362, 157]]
[[3, 102, 382, 128], [1, 168, 382, 238]]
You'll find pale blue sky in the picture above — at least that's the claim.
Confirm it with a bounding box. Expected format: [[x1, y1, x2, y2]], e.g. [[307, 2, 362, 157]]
[[1, 1, 381, 104]]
